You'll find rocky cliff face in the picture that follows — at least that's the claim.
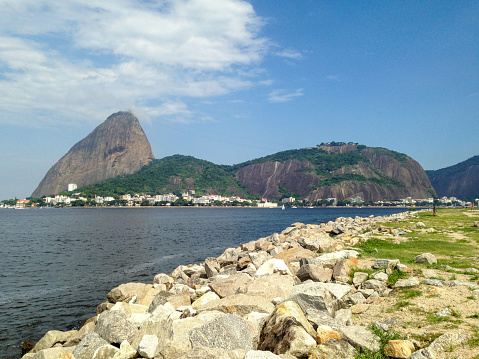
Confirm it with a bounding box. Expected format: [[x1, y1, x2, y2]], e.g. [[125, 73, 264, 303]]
[[236, 145, 436, 202], [32, 111, 154, 197], [426, 155, 479, 201]]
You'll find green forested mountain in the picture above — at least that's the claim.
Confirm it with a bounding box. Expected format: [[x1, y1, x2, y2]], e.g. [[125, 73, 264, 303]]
[[75, 143, 436, 202], [78, 155, 256, 199]]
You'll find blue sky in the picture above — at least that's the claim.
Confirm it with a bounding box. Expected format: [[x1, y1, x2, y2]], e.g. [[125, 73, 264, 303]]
[[0, 0, 478, 200]]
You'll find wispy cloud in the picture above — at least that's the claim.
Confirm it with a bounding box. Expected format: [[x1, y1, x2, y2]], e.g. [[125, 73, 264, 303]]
[[277, 49, 302, 60], [268, 88, 304, 103], [325, 75, 340, 81], [0, 0, 269, 126]]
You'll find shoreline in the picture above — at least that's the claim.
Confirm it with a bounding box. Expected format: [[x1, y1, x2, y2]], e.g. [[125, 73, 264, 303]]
[[20, 209, 479, 358]]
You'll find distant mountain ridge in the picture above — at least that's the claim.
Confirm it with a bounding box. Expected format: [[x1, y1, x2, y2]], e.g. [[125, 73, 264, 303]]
[[73, 139, 436, 202], [32, 111, 438, 201], [426, 155, 479, 201], [31, 111, 155, 197]]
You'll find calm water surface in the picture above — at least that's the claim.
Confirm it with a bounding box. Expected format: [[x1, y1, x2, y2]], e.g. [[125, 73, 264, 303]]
[[0, 207, 407, 358]]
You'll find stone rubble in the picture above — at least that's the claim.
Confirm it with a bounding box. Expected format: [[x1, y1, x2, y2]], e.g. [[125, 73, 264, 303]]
[[21, 210, 474, 359]]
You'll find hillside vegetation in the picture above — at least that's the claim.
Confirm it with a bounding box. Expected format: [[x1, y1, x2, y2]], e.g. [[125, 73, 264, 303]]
[[75, 144, 435, 202]]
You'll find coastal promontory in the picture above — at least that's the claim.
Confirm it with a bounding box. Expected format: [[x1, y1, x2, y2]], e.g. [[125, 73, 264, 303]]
[[31, 111, 155, 197]]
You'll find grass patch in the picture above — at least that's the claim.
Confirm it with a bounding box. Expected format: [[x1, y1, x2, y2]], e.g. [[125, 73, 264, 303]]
[[467, 313, 479, 319], [355, 209, 479, 269], [395, 300, 412, 310], [400, 288, 423, 299], [469, 330, 479, 347], [354, 324, 402, 359], [387, 269, 408, 285], [427, 313, 450, 323]]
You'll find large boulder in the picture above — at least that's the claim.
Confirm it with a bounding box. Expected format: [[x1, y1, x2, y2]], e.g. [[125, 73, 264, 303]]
[[95, 310, 137, 344], [189, 314, 253, 351], [178, 347, 247, 359], [159, 312, 224, 359], [192, 291, 221, 309], [238, 273, 294, 301], [337, 325, 380, 353], [209, 273, 252, 298], [30, 330, 77, 353], [296, 264, 333, 282], [285, 282, 337, 321], [274, 247, 316, 263], [414, 253, 437, 265], [383, 340, 415, 358], [255, 259, 292, 277], [309, 338, 356, 359], [258, 301, 317, 358], [72, 332, 110, 359], [107, 282, 149, 303], [29, 347, 75, 359], [197, 294, 275, 316]]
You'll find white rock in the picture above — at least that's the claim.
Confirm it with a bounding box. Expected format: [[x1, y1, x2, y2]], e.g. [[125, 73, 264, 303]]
[[138, 334, 159, 358], [255, 259, 292, 277]]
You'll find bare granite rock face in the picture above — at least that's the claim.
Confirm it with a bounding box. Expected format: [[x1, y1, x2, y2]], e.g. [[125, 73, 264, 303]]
[[31, 111, 154, 197]]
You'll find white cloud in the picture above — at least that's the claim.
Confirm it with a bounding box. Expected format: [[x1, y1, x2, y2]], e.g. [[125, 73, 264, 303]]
[[268, 88, 303, 103], [0, 0, 269, 126]]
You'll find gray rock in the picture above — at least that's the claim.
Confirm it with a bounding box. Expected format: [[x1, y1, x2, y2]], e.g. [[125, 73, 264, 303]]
[[258, 301, 316, 358], [338, 325, 381, 352], [352, 272, 369, 285], [321, 282, 352, 300], [178, 347, 247, 359], [360, 279, 386, 295], [91, 344, 119, 358], [296, 264, 333, 282], [95, 310, 137, 344], [349, 292, 366, 305], [414, 253, 437, 265], [286, 282, 337, 319], [394, 277, 420, 288], [422, 279, 445, 287], [297, 237, 321, 251], [413, 329, 469, 359], [159, 312, 224, 359], [205, 257, 221, 278], [249, 251, 272, 269], [72, 332, 110, 359], [372, 272, 388, 282], [190, 313, 253, 351], [434, 307, 452, 317], [138, 334, 159, 358], [334, 309, 353, 326]]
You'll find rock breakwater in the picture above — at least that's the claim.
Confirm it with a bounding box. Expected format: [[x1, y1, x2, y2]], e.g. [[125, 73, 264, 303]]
[[21, 211, 474, 359]]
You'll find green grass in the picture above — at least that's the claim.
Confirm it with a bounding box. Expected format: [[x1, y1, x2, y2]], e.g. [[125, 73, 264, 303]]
[[395, 301, 412, 310], [400, 288, 423, 299], [354, 324, 402, 359], [468, 330, 479, 347], [387, 269, 408, 285], [467, 313, 479, 319], [355, 209, 479, 269]]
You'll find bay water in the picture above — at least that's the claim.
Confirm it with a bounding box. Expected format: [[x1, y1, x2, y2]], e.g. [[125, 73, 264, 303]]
[[0, 207, 407, 358]]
